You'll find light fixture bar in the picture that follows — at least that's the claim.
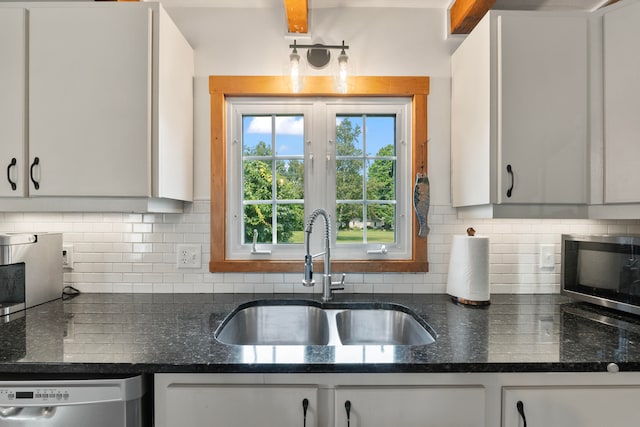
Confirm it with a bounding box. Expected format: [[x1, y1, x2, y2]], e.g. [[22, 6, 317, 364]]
[[289, 40, 349, 51]]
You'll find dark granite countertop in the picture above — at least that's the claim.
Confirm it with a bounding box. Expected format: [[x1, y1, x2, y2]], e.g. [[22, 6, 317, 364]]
[[1, 292, 640, 376]]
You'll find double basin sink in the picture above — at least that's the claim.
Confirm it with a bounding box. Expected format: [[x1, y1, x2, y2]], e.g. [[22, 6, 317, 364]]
[[215, 300, 436, 346]]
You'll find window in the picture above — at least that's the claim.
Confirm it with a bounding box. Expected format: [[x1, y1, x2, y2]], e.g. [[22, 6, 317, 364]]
[[209, 76, 429, 273], [227, 99, 412, 261]]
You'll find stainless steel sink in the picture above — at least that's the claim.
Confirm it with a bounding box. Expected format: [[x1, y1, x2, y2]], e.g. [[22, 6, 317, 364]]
[[215, 304, 330, 345], [214, 300, 436, 346], [334, 309, 435, 346]]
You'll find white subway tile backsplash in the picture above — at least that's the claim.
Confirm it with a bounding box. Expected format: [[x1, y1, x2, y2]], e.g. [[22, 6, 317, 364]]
[[3, 203, 640, 295]]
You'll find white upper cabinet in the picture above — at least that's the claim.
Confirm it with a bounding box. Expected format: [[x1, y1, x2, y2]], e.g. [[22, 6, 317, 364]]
[[0, 3, 193, 212], [0, 9, 26, 198], [451, 11, 589, 218], [602, 0, 640, 204], [29, 6, 152, 198]]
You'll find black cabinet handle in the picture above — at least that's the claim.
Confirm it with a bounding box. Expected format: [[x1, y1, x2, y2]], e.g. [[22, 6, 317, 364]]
[[302, 398, 309, 427], [6, 158, 17, 191], [506, 164, 514, 198], [29, 157, 40, 190], [516, 400, 527, 427], [345, 400, 351, 427]]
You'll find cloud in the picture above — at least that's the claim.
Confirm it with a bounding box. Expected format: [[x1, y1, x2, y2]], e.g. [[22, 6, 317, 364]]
[[246, 116, 304, 135]]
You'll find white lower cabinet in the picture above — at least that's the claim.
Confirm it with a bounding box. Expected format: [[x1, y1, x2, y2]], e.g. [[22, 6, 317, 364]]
[[158, 382, 318, 427], [155, 374, 487, 427], [334, 386, 485, 427], [502, 386, 640, 427], [155, 372, 640, 427]]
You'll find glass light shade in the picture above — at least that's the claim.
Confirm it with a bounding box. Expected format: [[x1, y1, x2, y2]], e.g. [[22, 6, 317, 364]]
[[290, 50, 303, 93], [335, 52, 349, 93]]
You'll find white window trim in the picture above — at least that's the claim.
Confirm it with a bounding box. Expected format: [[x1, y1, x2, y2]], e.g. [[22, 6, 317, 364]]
[[226, 97, 412, 261]]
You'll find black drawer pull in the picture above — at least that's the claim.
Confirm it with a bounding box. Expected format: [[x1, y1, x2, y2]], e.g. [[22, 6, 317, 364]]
[[7, 158, 17, 191], [345, 400, 351, 427], [30, 157, 40, 190], [517, 400, 527, 427], [506, 164, 514, 198], [302, 398, 308, 427]]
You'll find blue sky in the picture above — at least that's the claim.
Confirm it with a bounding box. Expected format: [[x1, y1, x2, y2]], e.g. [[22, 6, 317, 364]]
[[243, 115, 395, 157]]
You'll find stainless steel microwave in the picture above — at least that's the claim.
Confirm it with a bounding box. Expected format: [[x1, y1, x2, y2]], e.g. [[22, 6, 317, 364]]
[[562, 234, 640, 316], [0, 233, 62, 321]]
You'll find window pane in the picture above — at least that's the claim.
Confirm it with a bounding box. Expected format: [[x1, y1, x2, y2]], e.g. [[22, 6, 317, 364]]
[[365, 116, 395, 156], [275, 116, 304, 156], [244, 204, 272, 244], [243, 160, 272, 201], [336, 114, 397, 246], [243, 116, 273, 156], [336, 203, 364, 243], [336, 159, 363, 199], [366, 159, 395, 200], [336, 116, 363, 156], [276, 204, 305, 244], [276, 160, 304, 200], [366, 204, 395, 243]]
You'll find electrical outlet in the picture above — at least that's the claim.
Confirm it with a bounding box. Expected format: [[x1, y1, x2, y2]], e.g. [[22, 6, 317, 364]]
[[176, 244, 201, 269], [539, 244, 555, 270], [62, 244, 74, 269]]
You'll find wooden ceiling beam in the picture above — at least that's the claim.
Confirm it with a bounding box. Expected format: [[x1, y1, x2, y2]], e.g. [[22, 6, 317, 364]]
[[284, 0, 308, 34], [450, 0, 496, 34], [600, 0, 621, 7]]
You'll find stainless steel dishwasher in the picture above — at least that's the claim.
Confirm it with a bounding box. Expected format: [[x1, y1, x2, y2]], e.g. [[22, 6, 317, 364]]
[[0, 375, 145, 426]]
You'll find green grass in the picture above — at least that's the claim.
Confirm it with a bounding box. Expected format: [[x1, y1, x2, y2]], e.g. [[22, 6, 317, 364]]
[[288, 229, 394, 244]]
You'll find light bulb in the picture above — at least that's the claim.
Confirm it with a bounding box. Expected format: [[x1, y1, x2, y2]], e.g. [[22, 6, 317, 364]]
[[336, 52, 348, 93], [290, 50, 301, 93]]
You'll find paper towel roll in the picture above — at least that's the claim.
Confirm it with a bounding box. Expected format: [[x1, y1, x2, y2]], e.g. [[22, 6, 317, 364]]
[[446, 235, 490, 305]]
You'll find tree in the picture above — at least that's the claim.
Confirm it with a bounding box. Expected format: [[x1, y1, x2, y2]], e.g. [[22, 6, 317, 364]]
[[366, 144, 395, 228], [335, 118, 363, 229], [243, 141, 304, 243]]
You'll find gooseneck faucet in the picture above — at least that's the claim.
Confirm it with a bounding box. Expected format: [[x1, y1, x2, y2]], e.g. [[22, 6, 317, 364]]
[[302, 208, 346, 301]]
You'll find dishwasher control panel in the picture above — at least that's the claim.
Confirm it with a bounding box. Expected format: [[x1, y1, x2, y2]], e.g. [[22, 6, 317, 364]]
[[0, 381, 126, 406], [0, 388, 70, 404]]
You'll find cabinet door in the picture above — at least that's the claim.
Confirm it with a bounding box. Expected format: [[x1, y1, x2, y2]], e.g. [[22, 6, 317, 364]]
[[498, 14, 588, 204], [160, 384, 318, 427], [0, 8, 26, 197], [603, 1, 640, 203], [335, 386, 485, 427], [28, 6, 151, 197], [503, 386, 640, 426]]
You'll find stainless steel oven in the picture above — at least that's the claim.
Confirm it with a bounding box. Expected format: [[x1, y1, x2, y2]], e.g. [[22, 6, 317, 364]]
[[562, 234, 640, 316]]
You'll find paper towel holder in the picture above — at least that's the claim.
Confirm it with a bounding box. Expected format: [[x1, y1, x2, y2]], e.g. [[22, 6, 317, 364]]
[[447, 228, 491, 307]]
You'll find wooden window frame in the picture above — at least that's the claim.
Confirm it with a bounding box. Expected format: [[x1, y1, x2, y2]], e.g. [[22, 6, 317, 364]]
[[209, 75, 429, 273]]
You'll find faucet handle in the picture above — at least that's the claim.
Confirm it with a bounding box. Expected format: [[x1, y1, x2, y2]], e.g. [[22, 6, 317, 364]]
[[331, 273, 346, 290]]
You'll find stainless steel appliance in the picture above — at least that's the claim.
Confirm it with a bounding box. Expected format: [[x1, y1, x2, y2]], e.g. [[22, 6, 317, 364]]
[[0, 376, 146, 426], [562, 234, 640, 316], [0, 233, 63, 320]]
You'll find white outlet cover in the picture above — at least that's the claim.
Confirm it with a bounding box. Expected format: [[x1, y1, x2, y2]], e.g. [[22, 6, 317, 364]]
[[176, 244, 202, 269], [62, 244, 74, 269], [539, 244, 555, 269]]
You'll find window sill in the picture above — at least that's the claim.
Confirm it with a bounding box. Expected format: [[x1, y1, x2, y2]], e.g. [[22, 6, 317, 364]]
[[209, 258, 429, 273]]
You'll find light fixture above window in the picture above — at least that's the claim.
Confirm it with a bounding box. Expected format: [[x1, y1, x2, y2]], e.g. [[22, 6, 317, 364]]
[[289, 40, 350, 93]]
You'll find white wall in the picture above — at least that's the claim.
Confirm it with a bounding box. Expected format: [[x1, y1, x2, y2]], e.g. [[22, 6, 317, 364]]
[[1, 5, 638, 294], [168, 6, 459, 204]]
